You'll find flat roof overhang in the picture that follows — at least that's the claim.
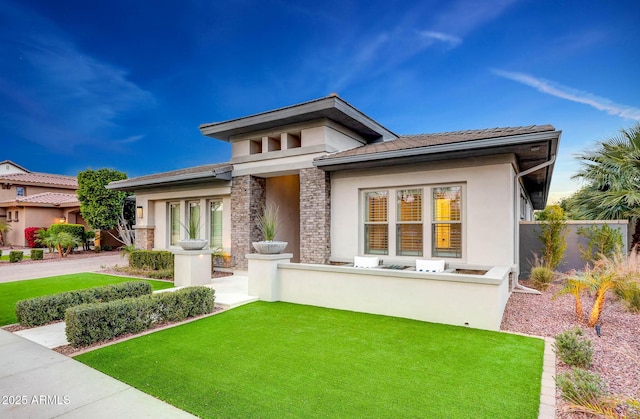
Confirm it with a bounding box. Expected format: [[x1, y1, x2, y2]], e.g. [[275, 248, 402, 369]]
[[106, 170, 232, 192], [314, 131, 561, 209], [199, 96, 398, 142]]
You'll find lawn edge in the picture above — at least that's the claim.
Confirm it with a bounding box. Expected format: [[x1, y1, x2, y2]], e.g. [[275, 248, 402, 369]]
[[501, 330, 556, 419]]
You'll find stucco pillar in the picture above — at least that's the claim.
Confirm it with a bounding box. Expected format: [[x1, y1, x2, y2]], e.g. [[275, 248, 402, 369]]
[[246, 253, 292, 301], [299, 167, 331, 264], [231, 175, 265, 270], [172, 248, 214, 287]]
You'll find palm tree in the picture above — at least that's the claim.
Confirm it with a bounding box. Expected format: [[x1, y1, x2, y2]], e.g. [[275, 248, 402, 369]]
[[39, 231, 81, 258], [553, 275, 589, 322], [0, 221, 10, 246], [570, 123, 640, 239], [584, 251, 639, 327]]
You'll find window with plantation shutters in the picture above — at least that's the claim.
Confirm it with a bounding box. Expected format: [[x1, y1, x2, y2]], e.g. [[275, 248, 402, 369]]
[[396, 189, 422, 256], [432, 186, 462, 258], [362, 185, 462, 259], [364, 191, 388, 255]]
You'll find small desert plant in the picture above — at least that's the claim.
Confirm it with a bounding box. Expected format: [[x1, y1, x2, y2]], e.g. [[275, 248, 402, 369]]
[[529, 256, 554, 291], [585, 251, 639, 327], [553, 275, 589, 322], [536, 205, 568, 270], [30, 249, 44, 260], [556, 368, 607, 404], [180, 213, 201, 240], [553, 327, 593, 368], [120, 244, 136, 258], [256, 202, 279, 241], [577, 224, 624, 267], [616, 281, 640, 313]]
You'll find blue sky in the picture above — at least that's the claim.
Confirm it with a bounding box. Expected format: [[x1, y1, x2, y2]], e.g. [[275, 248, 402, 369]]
[[1, 0, 639, 202]]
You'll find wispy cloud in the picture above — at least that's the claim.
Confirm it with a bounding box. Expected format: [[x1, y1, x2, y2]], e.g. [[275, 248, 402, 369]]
[[0, 2, 155, 152], [417, 31, 462, 48], [492, 69, 640, 121], [321, 0, 517, 92]]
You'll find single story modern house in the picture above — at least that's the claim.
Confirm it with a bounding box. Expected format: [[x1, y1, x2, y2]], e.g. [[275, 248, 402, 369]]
[[0, 160, 83, 247], [108, 95, 561, 329]]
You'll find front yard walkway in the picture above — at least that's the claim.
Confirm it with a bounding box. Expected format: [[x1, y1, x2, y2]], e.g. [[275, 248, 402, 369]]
[[0, 329, 197, 418]]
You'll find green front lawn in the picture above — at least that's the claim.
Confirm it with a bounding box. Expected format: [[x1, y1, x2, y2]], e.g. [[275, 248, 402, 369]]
[[77, 302, 545, 418], [0, 273, 174, 326]]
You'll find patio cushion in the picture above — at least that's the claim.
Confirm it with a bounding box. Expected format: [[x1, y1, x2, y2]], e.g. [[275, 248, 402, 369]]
[[416, 259, 445, 273], [354, 256, 379, 268]]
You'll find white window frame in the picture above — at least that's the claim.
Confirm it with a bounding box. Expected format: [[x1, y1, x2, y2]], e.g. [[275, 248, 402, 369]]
[[361, 184, 464, 260], [208, 200, 223, 249], [16, 187, 25, 197], [168, 202, 181, 246]]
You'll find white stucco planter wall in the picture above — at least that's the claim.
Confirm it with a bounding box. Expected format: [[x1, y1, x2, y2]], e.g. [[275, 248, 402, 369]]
[[246, 256, 511, 331], [172, 248, 215, 287]]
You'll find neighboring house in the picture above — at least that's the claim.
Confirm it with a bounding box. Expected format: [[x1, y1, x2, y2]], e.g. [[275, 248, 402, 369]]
[[108, 95, 561, 277], [0, 160, 82, 247]]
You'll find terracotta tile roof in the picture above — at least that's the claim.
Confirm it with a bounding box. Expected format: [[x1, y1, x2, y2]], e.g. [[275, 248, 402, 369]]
[[318, 125, 556, 160], [0, 172, 78, 188], [6, 192, 79, 206]]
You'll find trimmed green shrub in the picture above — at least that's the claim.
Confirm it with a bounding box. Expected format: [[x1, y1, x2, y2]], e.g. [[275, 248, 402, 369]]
[[65, 286, 216, 347], [129, 250, 174, 271], [147, 269, 174, 280], [556, 367, 606, 404], [9, 251, 24, 263], [553, 327, 593, 368], [30, 249, 44, 260], [15, 281, 152, 327]]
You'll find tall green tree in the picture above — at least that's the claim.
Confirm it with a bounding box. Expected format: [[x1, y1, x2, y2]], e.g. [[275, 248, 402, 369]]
[[77, 168, 128, 230], [566, 123, 640, 244]]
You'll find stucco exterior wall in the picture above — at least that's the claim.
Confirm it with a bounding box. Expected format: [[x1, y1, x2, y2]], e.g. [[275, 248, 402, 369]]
[[4, 206, 72, 247], [133, 183, 231, 251], [330, 155, 518, 268]]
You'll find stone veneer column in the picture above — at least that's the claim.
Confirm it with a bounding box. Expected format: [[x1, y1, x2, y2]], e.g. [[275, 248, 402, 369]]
[[299, 167, 331, 264], [231, 175, 266, 270], [134, 226, 155, 250]]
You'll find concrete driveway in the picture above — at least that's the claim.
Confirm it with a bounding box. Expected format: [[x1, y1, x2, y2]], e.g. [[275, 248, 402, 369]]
[[0, 253, 125, 283]]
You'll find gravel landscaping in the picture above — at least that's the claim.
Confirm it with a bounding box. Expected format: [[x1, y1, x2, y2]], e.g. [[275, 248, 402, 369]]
[[501, 279, 640, 417]]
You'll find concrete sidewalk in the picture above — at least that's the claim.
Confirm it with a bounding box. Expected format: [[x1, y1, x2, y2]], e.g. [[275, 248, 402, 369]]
[[0, 254, 125, 283], [0, 329, 196, 418]]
